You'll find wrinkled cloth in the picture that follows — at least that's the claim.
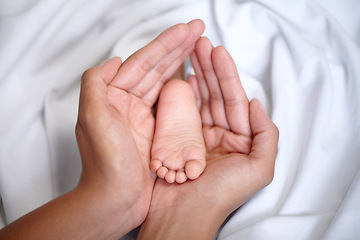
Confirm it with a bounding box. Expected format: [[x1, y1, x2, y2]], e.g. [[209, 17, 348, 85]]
[[0, 0, 359, 239]]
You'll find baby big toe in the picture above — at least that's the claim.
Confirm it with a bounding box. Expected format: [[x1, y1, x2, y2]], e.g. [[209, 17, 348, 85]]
[[185, 159, 206, 180]]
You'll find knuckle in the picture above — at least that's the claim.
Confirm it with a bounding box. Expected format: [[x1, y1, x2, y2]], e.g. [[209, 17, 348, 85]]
[[139, 58, 153, 72], [75, 120, 82, 137], [224, 96, 242, 107], [133, 53, 153, 73], [272, 123, 280, 141], [153, 62, 167, 75], [78, 109, 92, 127], [75, 119, 86, 143], [264, 168, 275, 186], [209, 89, 223, 100], [252, 155, 276, 187], [154, 37, 172, 55], [267, 120, 280, 140], [259, 166, 275, 187], [77, 106, 94, 132], [273, 123, 280, 135], [81, 68, 95, 81], [81, 67, 101, 85]]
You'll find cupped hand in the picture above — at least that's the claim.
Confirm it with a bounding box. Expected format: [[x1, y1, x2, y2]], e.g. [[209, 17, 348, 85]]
[[137, 37, 279, 240], [187, 37, 279, 213], [75, 20, 205, 236]]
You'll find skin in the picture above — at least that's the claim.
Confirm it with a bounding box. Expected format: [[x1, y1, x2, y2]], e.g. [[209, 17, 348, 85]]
[[0, 21, 279, 240], [151, 79, 206, 184], [0, 19, 205, 240], [137, 37, 279, 239]]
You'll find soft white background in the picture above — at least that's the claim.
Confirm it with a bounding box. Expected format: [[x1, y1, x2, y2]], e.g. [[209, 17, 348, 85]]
[[1, 0, 359, 239]]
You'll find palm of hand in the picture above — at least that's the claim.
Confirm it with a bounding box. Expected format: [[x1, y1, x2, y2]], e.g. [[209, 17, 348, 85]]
[[202, 125, 251, 155], [201, 125, 261, 208], [108, 86, 155, 163], [107, 86, 156, 205]]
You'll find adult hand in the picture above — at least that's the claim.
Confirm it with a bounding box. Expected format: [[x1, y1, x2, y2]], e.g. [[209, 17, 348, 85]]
[[0, 20, 205, 240], [137, 37, 279, 240], [76, 20, 205, 237]]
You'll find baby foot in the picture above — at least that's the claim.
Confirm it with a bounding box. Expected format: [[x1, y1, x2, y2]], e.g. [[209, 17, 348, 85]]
[[150, 79, 206, 183]]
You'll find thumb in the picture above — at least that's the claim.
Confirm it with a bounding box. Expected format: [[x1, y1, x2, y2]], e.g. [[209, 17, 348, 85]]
[[79, 57, 122, 115], [249, 98, 279, 182]]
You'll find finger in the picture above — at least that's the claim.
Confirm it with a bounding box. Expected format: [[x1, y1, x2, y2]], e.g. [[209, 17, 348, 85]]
[[110, 23, 189, 89], [196, 37, 229, 129], [212, 46, 251, 136], [249, 99, 279, 182], [79, 57, 122, 117], [191, 49, 213, 126], [187, 75, 201, 109], [139, 20, 205, 106], [140, 40, 198, 106], [110, 19, 205, 105]]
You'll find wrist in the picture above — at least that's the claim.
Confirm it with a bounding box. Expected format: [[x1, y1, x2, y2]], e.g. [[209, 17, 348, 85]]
[[137, 192, 227, 240], [68, 185, 131, 239], [74, 176, 143, 238], [0, 182, 136, 240]]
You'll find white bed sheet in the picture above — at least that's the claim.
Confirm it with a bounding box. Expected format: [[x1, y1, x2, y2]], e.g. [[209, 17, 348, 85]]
[[0, 0, 359, 239]]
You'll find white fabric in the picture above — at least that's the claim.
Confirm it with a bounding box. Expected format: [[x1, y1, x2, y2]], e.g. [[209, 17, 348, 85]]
[[0, 0, 359, 239]]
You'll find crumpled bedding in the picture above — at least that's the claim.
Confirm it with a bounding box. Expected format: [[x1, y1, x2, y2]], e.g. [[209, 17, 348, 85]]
[[0, 0, 359, 239]]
